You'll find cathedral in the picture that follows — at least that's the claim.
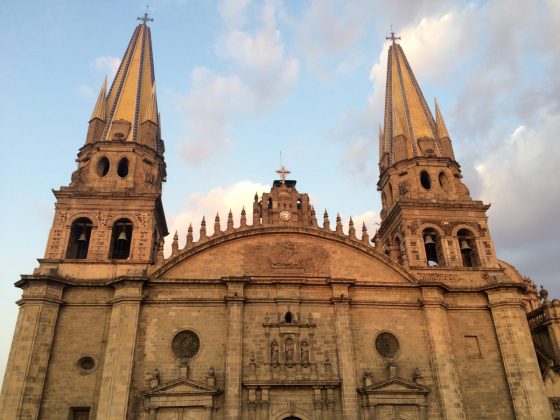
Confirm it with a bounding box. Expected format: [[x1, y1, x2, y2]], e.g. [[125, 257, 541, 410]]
[[2, 16, 560, 420]]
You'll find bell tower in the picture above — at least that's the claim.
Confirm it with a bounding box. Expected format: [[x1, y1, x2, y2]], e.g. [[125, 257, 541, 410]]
[[375, 34, 498, 270], [42, 15, 168, 269]]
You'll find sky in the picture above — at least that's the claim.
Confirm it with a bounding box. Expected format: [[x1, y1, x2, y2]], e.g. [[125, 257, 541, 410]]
[[1, 0, 559, 379]]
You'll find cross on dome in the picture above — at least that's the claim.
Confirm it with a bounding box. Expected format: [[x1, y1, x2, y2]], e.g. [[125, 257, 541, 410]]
[[386, 26, 401, 44], [276, 165, 291, 184], [137, 5, 154, 25]]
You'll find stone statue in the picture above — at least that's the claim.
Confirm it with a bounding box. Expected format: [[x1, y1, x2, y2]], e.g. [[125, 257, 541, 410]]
[[206, 366, 215, 386], [301, 341, 310, 365], [285, 338, 294, 363], [271, 341, 279, 364], [540, 285, 549, 303], [149, 368, 160, 388], [363, 368, 374, 387], [412, 367, 423, 383]]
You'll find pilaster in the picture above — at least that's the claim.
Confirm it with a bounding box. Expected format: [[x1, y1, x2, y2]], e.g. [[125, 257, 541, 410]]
[[96, 279, 144, 419], [0, 278, 64, 420], [330, 280, 358, 419], [486, 287, 552, 419], [223, 277, 248, 420], [420, 286, 466, 419]]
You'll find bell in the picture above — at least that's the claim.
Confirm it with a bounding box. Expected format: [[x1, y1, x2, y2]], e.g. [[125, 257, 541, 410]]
[[78, 231, 87, 242], [117, 227, 128, 241], [424, 234, 435, 244], [460, 239, 472, 251]]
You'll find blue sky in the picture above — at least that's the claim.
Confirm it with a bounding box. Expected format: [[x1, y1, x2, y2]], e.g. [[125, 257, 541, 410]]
[[1, 0, 559, 378]]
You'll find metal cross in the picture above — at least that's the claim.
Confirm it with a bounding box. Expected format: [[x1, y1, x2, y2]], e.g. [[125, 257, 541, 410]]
[[276, 165, 291, 184], [137, 5, 154, 24], [386, 26, 400, 44]]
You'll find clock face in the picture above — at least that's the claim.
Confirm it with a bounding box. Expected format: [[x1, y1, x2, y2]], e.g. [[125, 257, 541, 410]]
[[280, 210, 291, 221]]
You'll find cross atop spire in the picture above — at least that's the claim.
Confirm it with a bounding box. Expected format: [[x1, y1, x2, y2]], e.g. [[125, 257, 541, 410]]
[[137, 5, 153, 25], [386, 26, 401, 44], [276, 165, 291, 184]]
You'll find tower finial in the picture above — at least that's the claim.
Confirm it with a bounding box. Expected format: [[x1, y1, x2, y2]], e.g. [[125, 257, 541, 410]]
[[386, 26, 401, 45], [276, 165, 291, 185], [137, 5, 154, 25]]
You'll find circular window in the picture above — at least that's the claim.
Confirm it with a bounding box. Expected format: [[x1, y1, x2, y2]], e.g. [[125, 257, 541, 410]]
[[117, 157, 129, 178], [76, 356, 96, 373], [375, 332, 400, 358], [172, 330, 200, 360], [97, 157, 110, 177], [420, 171, 431, 190]]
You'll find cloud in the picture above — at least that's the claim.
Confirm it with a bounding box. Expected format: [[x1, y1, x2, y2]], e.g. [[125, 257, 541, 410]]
[[179, 0, 299, 164], [75, 84, 95, 100], [165, 180, 270, 255], [94, 56, 121, 78], [219, 0, 299, 108], [180, 67, 251, 163], [474, 106, 560, 291]]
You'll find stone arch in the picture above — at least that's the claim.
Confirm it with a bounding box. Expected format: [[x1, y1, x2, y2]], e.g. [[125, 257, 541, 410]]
[[271, 409, 311, 420], [64, 212, 99, 229]]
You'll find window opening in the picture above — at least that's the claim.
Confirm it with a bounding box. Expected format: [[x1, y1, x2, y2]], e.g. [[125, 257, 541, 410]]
[[66, 218, 93, 259], [284, 311, 293, 323], [420, 171, 431, 189], [458, 229, 478, 267], [97, 157, 110, 177], [117, 157, 129, 178], [423, 229, 439, 266], [110, 218, 133, 259]]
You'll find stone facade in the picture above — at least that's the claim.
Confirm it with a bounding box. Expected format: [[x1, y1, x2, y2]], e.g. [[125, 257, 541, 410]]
[[1, 21, 557, 420]]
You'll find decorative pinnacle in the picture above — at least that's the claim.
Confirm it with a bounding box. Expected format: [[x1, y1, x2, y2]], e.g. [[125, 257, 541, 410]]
[[276, 165, 291, 185], [386, 26, 401, 45], [137, 5, 154, 25]]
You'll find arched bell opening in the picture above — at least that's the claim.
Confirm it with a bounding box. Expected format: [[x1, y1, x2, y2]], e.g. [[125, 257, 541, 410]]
[[457, 228, 480, 267], [66, 217, 93, 259], [109, 218, 133, 260], [423, 228, 444, 267]]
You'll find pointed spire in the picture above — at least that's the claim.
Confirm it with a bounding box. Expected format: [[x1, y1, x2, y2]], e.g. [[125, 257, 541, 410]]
[[434, 98, 450, 139], [186, 223, 193, 247], [102, 21, 157, 144], [200, 216, 207, 240], [310, 206, 318, 228], [90, 76, 107, 122], [382, 40, 440, 163], [336, 213, 343, 234], [142, 82, 158, 124], [240, 206, 247, 228], [156, 238, 164, 262], [214, 212, 221, 236], [227, 209, 234, 232], [361, 222, 370, 245], [171, 230, 179, 254], [378, 124, 384, 160], [348, 217, 356, 240], [323, 209, 330, 231]]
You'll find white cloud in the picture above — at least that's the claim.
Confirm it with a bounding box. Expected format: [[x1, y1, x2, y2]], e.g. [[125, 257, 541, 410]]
[[219, 0, 299, 108], [94, 56, 121, 78], [179, 0, 299, 164], [166, 180, 270, 255], [180, 67, 250, 163]]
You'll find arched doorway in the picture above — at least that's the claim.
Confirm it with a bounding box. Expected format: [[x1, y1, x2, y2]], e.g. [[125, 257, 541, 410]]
[[283, 417, 302, 420]]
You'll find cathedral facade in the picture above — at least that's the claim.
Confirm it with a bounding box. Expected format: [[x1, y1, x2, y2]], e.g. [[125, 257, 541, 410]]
[[1, 19, 559, 420]]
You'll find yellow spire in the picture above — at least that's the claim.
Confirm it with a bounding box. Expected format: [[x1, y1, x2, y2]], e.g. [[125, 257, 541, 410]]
[[142, 82, 158, 124], [89, 76, 107, 122], [434, 98, 450, 139], [383, 40, 441, 162], [378, 123, 384, 159], [102, 21, 157, 142]]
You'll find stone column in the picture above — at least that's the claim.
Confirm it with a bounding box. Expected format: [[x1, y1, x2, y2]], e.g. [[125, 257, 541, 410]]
[[486, 287, 552, 419], [96, 279, 144, 419], [223, 278, 247, 420], [420, 287, 466, 420], [332, 290, 359, 418], [0, 278, 64, 419], [543, 300, 560, 364]]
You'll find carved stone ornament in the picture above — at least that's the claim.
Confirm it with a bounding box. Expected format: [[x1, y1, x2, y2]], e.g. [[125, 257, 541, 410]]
[[171, 330, 200, 360], [244, 241, 329, 276]]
